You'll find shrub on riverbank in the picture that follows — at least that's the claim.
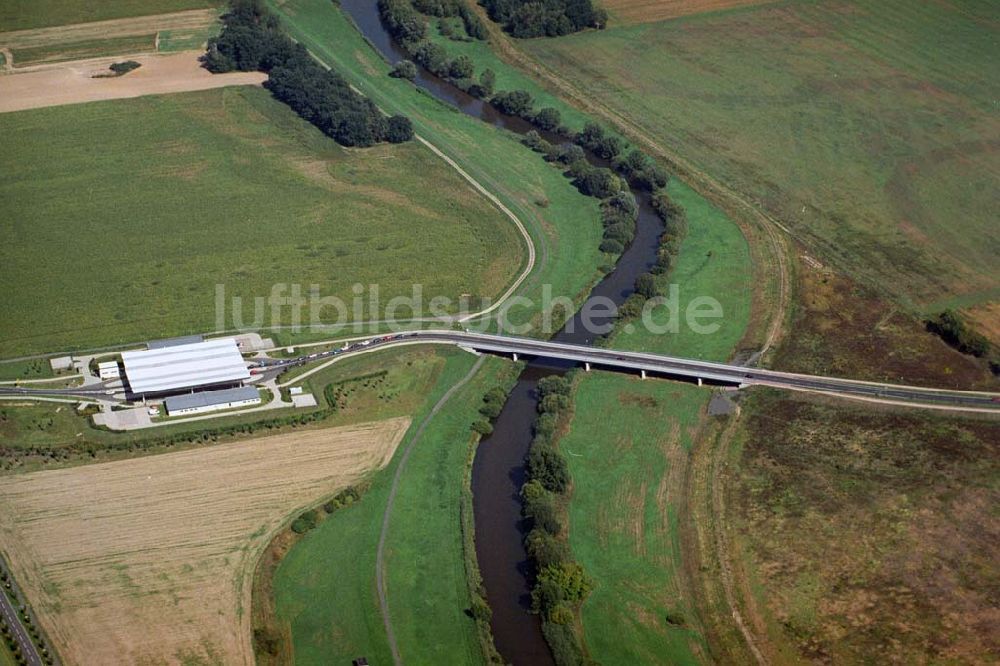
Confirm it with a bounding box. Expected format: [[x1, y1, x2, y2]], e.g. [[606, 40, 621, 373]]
[[521, 373, 591, 664]]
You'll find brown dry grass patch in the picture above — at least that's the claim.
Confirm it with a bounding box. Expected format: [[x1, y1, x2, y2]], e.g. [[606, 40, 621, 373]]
[[0, 417, 410, 665], [774, 252, 996, 390], [734, 391, 1000, 663], [961, 301, 1000, 346], [604, 0, 777, 25]]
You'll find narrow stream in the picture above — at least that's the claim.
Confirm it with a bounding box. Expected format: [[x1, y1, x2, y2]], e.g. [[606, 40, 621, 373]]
[[339, 2, 664, 661]]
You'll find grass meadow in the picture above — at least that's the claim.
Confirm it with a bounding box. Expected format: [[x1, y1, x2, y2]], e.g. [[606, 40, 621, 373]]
[[613, 179, 751, 360], [270, 0, 606, 334], [560, 373, 711, 663], [270, 350, 516, 664], [526, 0, 1000, 314], [0, 0, 220, 32], [0, 86, 523, 357]]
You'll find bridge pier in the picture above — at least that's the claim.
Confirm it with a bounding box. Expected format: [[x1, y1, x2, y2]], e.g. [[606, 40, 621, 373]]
[[512, 352, 518, 362], [640, 369, 646, 380], [584, 362, 591, 372], [697, 377, 703, 387]]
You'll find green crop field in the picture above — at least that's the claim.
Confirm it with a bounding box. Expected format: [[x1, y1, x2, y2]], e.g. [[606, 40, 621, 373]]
[[0, 0, 221, 32], [271, 349, 514, 663], [0, 86, 524, 357], [613, 179, 751, 360], [270, 0, 606, 335], [559, 373, 711, 664], [526, 0, 1000, 314]]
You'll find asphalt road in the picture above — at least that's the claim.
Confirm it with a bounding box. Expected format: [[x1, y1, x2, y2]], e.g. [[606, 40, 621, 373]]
[[4, 330, 997, 411], [0, 583, 42, 666]]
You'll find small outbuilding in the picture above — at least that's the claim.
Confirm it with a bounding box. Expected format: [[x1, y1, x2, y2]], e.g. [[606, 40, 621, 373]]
[[98, 361, 121, 381], [49, 356, 73, 372], [164, 386, 261, 416]]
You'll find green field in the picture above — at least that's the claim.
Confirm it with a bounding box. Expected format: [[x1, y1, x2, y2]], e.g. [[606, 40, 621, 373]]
[[612, 179, 751, 360], [10, 33, 155, 66], [0, 0, 220, 32], [0, 86, 524, 357], [525, 0, 1000, 313], [559, 373, 711, 663], [270, 0, 605, 334], [271, 349, 514, 663]]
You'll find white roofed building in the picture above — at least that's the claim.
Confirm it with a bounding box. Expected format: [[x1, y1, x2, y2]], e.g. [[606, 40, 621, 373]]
[[121, 338, 250, 398]]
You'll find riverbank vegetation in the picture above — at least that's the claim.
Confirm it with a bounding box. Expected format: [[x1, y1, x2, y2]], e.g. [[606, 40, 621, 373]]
[[379, 0, 677, 270], [521, 373, 593, 664]]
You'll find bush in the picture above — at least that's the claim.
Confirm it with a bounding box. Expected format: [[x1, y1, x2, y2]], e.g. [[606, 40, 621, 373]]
[[386, 115, 414, 143], [389, 59, 417, 79], [533, 107, 561, 131], [575, 167, 621, 199], [378, 0, 428, 44], [290, 508, 319, 534], [634, 273, 658, 299], [525, 527, 570, 568], [448, 54, 474, 79], [523, 483, 562, 534], [541, 620, 586, 666], [413, 41, 448, 75], [491, 89, 534, 117], [472, 419, 494, 436], [468, 68, 495, 98], [528, 444, 570, 493], [926, 310, 992, 358], [537, 375, 571, 398], [108, 60, 141, 76]]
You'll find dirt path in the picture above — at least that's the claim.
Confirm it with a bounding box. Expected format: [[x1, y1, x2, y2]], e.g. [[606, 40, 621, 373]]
[[0, 50, 265, 114], [0, 9, 217, 50], [376, 356, 486, 666]]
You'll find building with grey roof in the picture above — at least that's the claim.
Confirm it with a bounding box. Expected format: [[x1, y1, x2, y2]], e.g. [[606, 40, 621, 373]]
[[163, 386, 261, 416], [121, 337, 250, 397]]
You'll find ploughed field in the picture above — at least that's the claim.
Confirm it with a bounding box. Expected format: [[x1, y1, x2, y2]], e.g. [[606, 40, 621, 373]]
[[0, 86, 523, 356], [525, 0, 1000, 315], [0, 417, 410, 665]]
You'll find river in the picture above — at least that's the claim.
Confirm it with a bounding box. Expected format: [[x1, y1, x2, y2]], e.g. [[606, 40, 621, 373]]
[[338, 1, 664, 661]]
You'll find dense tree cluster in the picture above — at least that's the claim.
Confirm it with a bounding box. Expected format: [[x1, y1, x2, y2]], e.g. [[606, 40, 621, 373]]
[[205, 0, 412, 147], [480, 0, 607, 37], [521, 373, 591, 664], [413, 0, 488, 38]]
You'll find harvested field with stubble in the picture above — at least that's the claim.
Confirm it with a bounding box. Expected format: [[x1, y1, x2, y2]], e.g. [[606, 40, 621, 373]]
[[0, 417, 410, 665]]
